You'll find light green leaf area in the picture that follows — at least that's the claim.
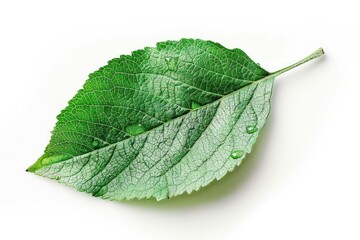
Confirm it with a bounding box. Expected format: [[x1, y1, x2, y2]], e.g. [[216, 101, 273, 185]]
[[27, 39, 324, 201]]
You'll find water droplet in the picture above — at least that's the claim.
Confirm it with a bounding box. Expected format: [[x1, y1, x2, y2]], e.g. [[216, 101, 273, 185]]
[[246, 125, 258, 134], [191, 101, 201, 110], [230, 150, 244, 159], [165, 57, 179, 71], [126, 124, 146, 136], [92, 140, 99, 148], [41, 155, 69, 165]]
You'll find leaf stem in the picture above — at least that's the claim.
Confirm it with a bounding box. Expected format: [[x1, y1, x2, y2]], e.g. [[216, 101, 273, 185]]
[[271, 48, 324, 77]]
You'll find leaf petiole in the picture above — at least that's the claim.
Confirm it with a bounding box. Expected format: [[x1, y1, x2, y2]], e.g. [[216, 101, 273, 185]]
[[271, 48, 324, 77]]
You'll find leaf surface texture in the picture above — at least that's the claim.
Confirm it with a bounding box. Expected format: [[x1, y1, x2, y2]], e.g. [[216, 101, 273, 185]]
[[28, 39, 323, 200]]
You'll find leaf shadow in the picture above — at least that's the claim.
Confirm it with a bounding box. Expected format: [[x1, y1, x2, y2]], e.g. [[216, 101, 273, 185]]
[[120, 111, 275, 210]]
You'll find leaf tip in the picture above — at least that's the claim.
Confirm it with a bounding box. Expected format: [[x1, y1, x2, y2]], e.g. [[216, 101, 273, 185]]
[[26, 162, 42, 173], [26, 155, 47, 173]]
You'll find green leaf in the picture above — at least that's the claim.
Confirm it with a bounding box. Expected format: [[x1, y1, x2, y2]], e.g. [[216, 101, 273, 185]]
[[27, 39, 324, 201]]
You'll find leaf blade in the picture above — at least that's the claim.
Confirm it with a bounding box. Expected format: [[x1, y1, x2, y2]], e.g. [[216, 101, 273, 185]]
[[28, 39, 323, 201]]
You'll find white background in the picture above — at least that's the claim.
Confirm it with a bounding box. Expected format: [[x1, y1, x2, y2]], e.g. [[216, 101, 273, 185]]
[[1, 0, 359, 239]]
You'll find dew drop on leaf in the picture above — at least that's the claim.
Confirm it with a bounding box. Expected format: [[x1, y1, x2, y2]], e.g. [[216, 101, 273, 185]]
[[126, 124, 146, 136], [246, 125, 258, 134], [41, 155, 69, 165], [191, 101, 201, 110], [92, 140, 99, 148], [230, 150, 244, 159]]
